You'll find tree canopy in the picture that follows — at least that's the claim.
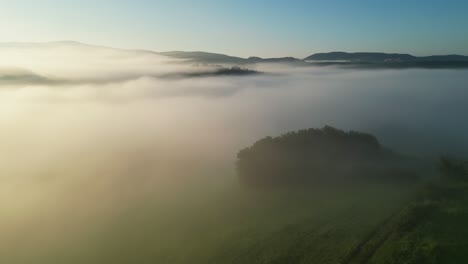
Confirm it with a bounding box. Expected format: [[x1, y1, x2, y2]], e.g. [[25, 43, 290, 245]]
[[237, 126, 414, 187]]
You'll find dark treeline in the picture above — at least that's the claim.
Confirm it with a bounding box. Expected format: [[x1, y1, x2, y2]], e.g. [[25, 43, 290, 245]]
[[162, 66, 259, 79], [438, 156, 468, 181], [237, 126, 418, 187]]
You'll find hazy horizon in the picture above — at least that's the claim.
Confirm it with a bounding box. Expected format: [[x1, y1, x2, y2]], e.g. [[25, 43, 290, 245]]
[[2, 1, 468, 58], [2, 40, 468, 59]]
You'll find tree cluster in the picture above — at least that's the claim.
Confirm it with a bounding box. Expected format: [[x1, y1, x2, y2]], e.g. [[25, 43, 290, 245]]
[[237, 126, 412, 187]]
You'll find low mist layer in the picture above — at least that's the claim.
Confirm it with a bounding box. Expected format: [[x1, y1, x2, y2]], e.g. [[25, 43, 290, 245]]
[[1, 42, 468, 263]]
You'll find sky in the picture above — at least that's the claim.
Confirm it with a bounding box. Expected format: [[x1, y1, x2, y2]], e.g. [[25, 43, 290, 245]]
[[1, 0, 467, 58]]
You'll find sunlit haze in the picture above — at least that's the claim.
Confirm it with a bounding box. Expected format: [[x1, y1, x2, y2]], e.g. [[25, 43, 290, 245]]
[[1, 1, 468, 57], [2, 2, 468, 264]]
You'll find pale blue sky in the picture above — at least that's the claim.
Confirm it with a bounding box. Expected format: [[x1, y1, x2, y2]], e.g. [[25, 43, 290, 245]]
[[1, 0, 467, 58]]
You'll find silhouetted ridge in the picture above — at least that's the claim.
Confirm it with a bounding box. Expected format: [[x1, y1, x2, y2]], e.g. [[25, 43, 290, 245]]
[[160, 51, 302, 65], [162, 50, 468, 68], [160, 51, 247, 64], [304, 52, 468, 62]]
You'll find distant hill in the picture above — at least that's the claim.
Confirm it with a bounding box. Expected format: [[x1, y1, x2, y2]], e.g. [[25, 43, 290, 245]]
[[246, 56, 302, 64], [0, 67, 57, 85], [159, 51, 303, 65], [304, 51, 468, 62], [159, 51, 247, 64], [2, 41, 468, 69], [417, 55, 468, 62], [162, 50, 468, 68], [304, 52, 415, 62]]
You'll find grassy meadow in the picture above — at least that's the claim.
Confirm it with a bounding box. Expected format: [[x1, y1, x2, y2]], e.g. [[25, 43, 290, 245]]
[[1, 179, 419, 264]]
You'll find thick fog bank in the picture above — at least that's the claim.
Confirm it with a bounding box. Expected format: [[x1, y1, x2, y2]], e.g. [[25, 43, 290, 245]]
[[1, 44, 467, 258]]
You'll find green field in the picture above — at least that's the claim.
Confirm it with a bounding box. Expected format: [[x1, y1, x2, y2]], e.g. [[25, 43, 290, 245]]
[[362, 181, 468, 264], [1, 181, 419, 264], [3, 169, 468, 264]]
